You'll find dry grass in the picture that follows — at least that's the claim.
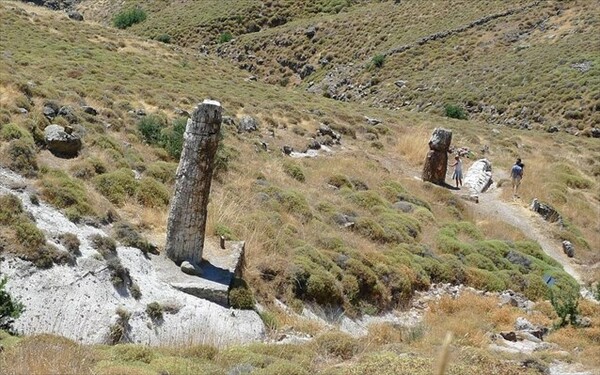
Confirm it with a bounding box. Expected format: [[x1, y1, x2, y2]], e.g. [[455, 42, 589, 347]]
[[0, 334, 96, 375]]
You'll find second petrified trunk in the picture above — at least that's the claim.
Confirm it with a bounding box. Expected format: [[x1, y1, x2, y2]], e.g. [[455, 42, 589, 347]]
[[422, 128, 452, 184]]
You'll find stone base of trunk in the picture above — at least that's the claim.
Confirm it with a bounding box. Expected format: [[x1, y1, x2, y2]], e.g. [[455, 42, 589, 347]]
[[156, 240, 246, 307]]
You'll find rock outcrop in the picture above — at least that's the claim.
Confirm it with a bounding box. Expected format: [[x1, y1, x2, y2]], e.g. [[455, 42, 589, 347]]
[[44, 124, 82, 158]]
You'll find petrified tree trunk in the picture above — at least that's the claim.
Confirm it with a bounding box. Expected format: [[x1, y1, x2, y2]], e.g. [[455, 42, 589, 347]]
[[165, 100, 222, 266], [422, 128, 452, 184]]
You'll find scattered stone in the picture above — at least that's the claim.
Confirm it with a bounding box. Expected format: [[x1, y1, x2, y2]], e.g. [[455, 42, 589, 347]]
[[500, 331, 517, 342], [515, 317, 535, 331], [244, 75, 258, 82], [571, 61, 592, 73], [43, 105, 56, 119], [174, 108, 190, 118], [58, 106, 78, 124], [181, 261, 202, 276], [364, 116, 382, 125], [317, 124, 341, 142], [590, 128, 600, 138], [562, 240, 575, 258], [531, 199, 562, 224], [44, 124, 82, 158], [81, 105, 98, 116], [307, 139, 321, 150], [282, 145, 293, 155], [574, 315, 592, 328], [67, 10, 83, 21], [547, 125, 559, 133], [17, 108, 28, 114], [332, 213, 356, 228], [222, 116, 236, 126], [305, 26, 316, 39], [238, 115, 259, 133], [394, 80, 407, 88], [300, 64, 315, 79]]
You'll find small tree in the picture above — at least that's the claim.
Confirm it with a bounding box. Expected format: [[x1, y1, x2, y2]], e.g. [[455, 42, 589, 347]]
[[0, 277, 24, 332], [550, 288, 580, 328], [372, 54, 385, 68]]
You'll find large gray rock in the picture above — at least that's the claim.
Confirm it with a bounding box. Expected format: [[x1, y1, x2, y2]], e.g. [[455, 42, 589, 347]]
[[531, 199, 562, 224], [463, 158, 493, 194], [67, 10, 83, 21], [44, 124, 82, 158], [562, 240, 575, 258]]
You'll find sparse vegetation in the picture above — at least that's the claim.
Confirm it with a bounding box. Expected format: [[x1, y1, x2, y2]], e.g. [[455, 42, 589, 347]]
[[0, 277, 24, 332], [113, 7, 147, 29], [146, 302, 163, 321]]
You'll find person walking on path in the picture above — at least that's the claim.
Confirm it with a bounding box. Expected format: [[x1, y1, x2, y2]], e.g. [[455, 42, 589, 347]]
[[450, 155, 463, 188], [511, 158, 525, 197]]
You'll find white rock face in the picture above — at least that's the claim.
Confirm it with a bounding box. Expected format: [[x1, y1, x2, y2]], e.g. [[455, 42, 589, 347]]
[[0, 167, 264, 346]]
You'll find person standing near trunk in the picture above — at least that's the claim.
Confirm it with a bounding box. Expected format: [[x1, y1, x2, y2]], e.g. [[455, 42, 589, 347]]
[[450, 155, 463, 188]]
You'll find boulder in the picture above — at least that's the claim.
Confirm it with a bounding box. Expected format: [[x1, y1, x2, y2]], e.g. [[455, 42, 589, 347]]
[[58, 106, 78, 124], [531, 199, 562, 223], [500, 331, 517, 342], [393, 201, 414, 213], [364, 116, 382, 125], [44, 124, 82, 158], [238, 115, 259, 133], [562, 240, 575, 258], [67, 11, 83, 21], [305, 26, 317, 39], [515, 317, 535, 331], [282, 145, 293, 155], [43, 105, 57, 119], [81, 105, 98, 116], [590, 128, 600, 138]]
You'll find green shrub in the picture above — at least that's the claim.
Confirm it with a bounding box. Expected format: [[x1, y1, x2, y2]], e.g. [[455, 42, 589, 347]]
[[155, 34, 171, 44], [254, 360, 310, 375], [372, 54, 385, 68], [283, 161, 306, 182], [444, 104, 468, 120], [280, 190, 313, 222], [1, 123, 31, 141], [327, 174, 352, 189], [93, 168, 138, 205], [306, 271, 343, 305], [229, 278, 254, 309], [136, 177, 170, 207], [218, 31, 233, 44], [145, 161, 177, 184], [107, 308, 130, 344], [137, 115, 165, 145], [106, 258, 130, 287], [14, 220, 45, 249], [214, 223, 235, 240], [40, 169, 94, 222], [160, 117, 186, 159], [113, 7, 147, 29], [0, 277, 24, 332], [146, 302, 163, 321], [550, 288, 580, 328], [113, 344, 155, 363], [130, 282, 142, 300], [6, 138, 37, 177]]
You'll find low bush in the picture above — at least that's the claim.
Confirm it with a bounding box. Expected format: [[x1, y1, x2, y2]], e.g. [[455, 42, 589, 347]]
[[40, 169, 94, 222], [136, 176, 170, 207], [107, 307, 130, 344], [315, 331, 359, 360], [372, 54, 385, 68], [137, 115, 165, 145], [155, 34, 171, 44], [113, 7, 147, 29], [90, 234, 117, 259], [146, 302, 163, 321], [444, 104, 468, 120], [229, 278, 254, 309], [218, 31, 233, 44], [6, 138, 37, 177], [93, 168, 138, 205], [283, 161, 306, 182], [0, 277, 24, 332], [113, 344, 154, 363]]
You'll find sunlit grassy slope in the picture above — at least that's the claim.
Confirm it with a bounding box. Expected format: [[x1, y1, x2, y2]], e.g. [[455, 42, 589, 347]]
[[0, 1, 599, 373], [86, 0, 600, 131]]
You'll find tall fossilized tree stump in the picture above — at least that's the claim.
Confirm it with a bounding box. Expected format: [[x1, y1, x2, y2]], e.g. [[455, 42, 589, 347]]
[[165, 100, 222, 266], [422, 128, 452, 185]]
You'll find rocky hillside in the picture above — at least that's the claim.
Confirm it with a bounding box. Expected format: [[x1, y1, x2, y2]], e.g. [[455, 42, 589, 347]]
[[73, 0, 600, 134]]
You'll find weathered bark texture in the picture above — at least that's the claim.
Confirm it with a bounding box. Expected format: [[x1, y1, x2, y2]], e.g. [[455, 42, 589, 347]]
[[422, 128, 452, 184], [165, 100, 222, 265]]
